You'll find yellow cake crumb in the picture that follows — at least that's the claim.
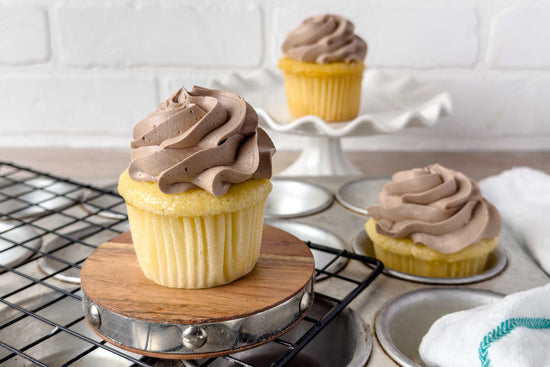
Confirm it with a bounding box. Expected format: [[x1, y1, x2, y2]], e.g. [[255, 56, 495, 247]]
[[365, 218, 498, 263], [118, 170, 272, 217], [278, 57, 364, 76]]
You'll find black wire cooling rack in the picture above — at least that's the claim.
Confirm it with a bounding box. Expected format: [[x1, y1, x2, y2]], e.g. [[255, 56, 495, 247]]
[[0, 161, 383, 367]]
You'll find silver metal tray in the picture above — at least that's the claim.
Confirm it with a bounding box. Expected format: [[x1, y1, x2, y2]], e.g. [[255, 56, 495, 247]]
[[375, 288, 503, 367], [179, 298, 372, 367], [265, 179, 333, 219], [0, 220, 42, 268], [352, 229, 508, 285], [335, 177, 389, 215], [265, 220, 348, 280]]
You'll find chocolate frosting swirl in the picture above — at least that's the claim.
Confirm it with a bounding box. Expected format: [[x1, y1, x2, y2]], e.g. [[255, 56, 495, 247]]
[[282, 14, 367, 64], [128, 86, 276, 197], [367, 164, 501, 254]]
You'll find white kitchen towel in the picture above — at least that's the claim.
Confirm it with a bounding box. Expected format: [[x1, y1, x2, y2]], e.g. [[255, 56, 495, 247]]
[[479, 167, 550, 275], [419, 283, 550, 367]]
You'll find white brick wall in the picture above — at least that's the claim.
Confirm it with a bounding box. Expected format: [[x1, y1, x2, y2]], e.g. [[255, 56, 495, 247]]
[[0, 6, 50, 64], [57, 3, 263, 67], [488, 3, 550, 69], [0, 75, 157, 134], [0, 0, 549, 151], [271, 2, 479, 68]]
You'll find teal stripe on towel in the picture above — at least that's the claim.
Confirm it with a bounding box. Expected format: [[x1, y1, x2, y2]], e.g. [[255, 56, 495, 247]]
[[479, 317, 550, 367]]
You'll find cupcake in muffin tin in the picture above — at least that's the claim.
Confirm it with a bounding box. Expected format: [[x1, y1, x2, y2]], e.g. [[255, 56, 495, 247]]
[[366, 164, 501, 278]]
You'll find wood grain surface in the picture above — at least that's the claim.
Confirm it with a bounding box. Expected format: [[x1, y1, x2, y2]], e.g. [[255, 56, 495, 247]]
[[81, 225, 315, 325]]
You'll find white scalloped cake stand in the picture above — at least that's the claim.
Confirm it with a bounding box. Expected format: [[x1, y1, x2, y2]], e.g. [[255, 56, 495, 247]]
[[211, 69, 452, 176]]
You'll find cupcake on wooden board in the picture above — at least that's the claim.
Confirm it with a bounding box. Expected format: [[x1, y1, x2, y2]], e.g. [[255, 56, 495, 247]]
[[366, 164, 501, 278], [118, 86, 276, 289], [279, 14, 367, 122]]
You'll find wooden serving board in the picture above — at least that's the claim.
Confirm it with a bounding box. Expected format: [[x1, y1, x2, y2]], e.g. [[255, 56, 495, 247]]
[[81, 224, 315, 326]]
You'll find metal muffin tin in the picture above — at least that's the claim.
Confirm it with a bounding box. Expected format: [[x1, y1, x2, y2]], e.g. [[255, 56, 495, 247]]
[[335, 177, 389, 215], [375, 288, 504, 367], [265, 220, 348, 280], [3, 171, 550, 367], [0, 220, 42, 268], [179, 298, 372, 367], [265, 179, 333, 219], [352, 229, 508, 285]]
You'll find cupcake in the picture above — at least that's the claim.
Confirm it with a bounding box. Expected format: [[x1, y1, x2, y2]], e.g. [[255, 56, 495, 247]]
[[118, 86, 276, 289], [278, 14, 367, 122], [366, 164, 501, 278]]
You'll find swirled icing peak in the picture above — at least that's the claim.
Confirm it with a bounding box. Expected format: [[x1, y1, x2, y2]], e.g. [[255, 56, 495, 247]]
[[367, 164, 501, 254], [128, 86, 276, 197], [282, 14, 367, 64]]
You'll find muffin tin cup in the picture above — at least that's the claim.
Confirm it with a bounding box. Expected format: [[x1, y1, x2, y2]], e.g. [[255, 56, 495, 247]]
[[335, 177, 390, 215], [0, 220, 42, 268], [79, 184, 127, 220], [375, 288, 504, 367], [265, 179, 333, 219], [352, 229, 508, 285], [38, 226, 112, 284], [181, 298, 372, 367]]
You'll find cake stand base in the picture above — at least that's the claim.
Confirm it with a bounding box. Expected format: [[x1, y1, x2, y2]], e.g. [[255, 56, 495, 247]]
[[279, 136, 362, 176], [80, 225, 315, 359]]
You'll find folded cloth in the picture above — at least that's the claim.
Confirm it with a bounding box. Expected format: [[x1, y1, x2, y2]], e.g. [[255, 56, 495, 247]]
[[479, 167, 550, 275], [419, 283, 550, 367]]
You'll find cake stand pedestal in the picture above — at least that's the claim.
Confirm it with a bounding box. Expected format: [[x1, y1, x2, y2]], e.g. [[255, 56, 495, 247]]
[[280, 135, 361, 176], [80, 225, 315, 359]]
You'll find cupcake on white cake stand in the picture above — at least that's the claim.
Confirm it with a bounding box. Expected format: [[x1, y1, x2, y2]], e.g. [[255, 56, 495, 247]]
[[211, 69, 452, 176]]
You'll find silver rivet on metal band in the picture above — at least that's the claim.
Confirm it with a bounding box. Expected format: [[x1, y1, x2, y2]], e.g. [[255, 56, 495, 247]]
[[300, 292, 311, 313], [182, 326, 208, 349], [88, 303, 101, 328]]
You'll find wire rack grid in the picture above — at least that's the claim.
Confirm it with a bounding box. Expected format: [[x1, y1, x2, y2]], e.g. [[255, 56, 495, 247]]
[[0, 161, 383, 367]]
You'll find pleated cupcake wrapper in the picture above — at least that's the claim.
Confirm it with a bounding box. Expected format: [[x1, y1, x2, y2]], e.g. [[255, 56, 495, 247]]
[[126, 200, 266, 289], [373, 245, 490, 278], [281, 71, 363, 122]]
